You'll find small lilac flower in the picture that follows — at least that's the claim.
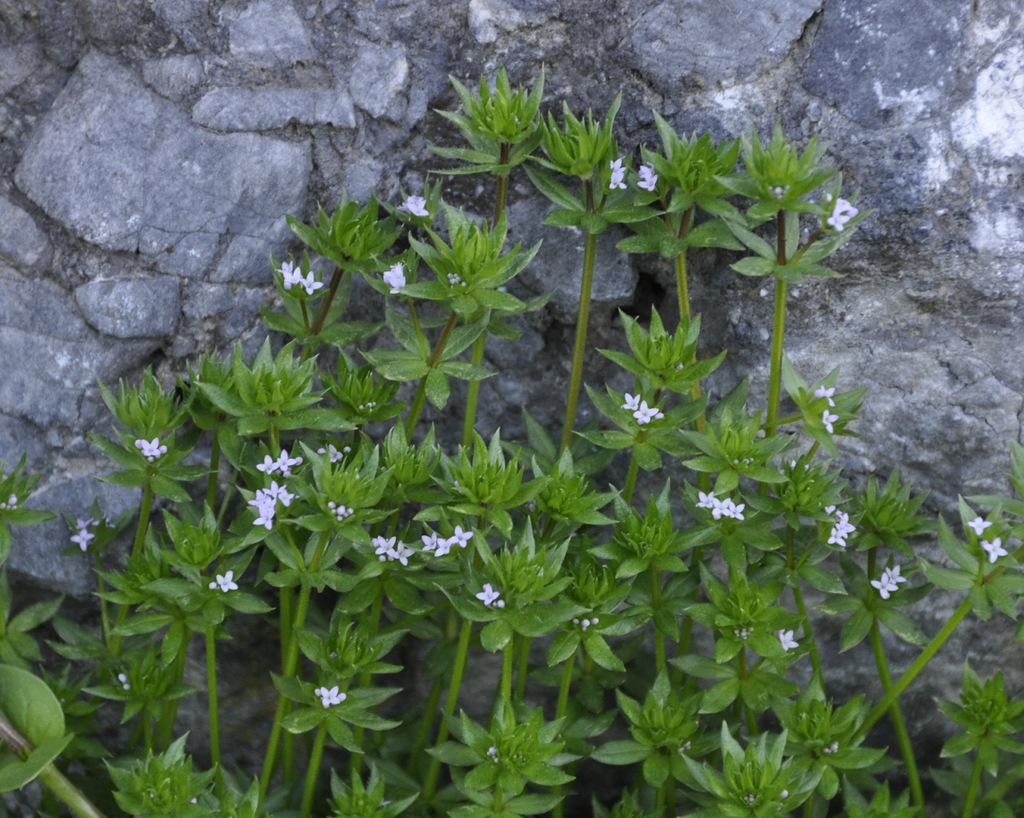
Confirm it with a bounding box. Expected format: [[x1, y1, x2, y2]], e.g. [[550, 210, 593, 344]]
[[826, 198, 859, 232], [870, 565, 907, 600], [314, 685, 346, 708], [637, 164, 658, 192], [966, 516, 991, 536], [697, 491, 717, 510], [621, 393, 641, 412], [134, 438, 168, 462], [573, 616, 600, 632], [274, 449, 303, 477], [256, 455, 279, 475], [328, 501, 353, 522], [475, 583, 505, 608], [822, 409, 839, 434], [421, 530, 450, 557], [117, 672, 130, 690], [778, 629, 798, 651], [279, 261, 304, 290], [208, 570, 238, 593], [716, 497, 745, 521], [448, 525, 473, 550], [391, 542, 416, 566], [373, 536, 397, 562], [447, 272, 466, 287], [828, 509, 856, 548], [70, 518, 96, 551], [317, 443, 350, 463], [398, 195, 429, 218], [814, 386, 836, 407], [632, 400, 664, 425], [383, 262, 407, 294], [248, 489, 278, 529], [981, 537, 1008, 564], [609, 158, 627, 191], [296, 270, 324, 296]]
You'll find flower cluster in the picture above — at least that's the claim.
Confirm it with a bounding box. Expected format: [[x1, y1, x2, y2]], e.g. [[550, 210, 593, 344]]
[[383, 262, 406, 294], [248, 481, 294, 529], [825, 505, 855, 548], [622, 393, 664, 425], [70, 517, 96, 551], [870, 565, 907, 599], [697, 491, 746, 521], [208, 571, 238, 593], [314, 685, 346, 708], [279, 261, 325, 296], [256, 449, 303, 478], [637, 164, 657, 191], [397, 195, 428, 218], [372, 536, 415, 565], [826, 197, 859, 232], [420, 525, 474, 558], [475, 583, 505, 608], [135, 437, 168, 462]]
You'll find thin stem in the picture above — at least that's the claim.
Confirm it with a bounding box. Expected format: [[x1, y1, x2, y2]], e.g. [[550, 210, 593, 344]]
[[649, 564, 667, 676], [786, 531, 823, 686], [499, 639, 514, 708], [422, 617, 473, 802], [109, 480, 154, 658], [551, 650, 577, 818], [765, 210, 789, 438], [560, 182, 599, 452], [961, 748, 985, 818], [869, 618, 925, 814], [205, 434, 221, 511], [515, 633, 530, 702], [0, 710, 107, 818], [205, 624, 222, 793], [258, 530, 333, 808], [462, 330, 488, 447], [303, 267, 345, 358], [405, 311, 460, 438], [622, 448, 641, 504], [301, 724, 328, 818]]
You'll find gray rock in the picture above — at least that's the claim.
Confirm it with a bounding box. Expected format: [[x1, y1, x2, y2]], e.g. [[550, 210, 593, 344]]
[[192, 86, 355, 131], [629, 0, 821, 90], [0, 195, 50, 269], [802, 0, 965, 127], [467, 0, 524, 44], [142, 54, 205, 102], [509, 199, 637, 322], [74, 276, 181, 339], [348, 44, 409, 120], [0, 42, 43, 97], [15, 51, 312, 279], [228, 0, 315, 68]]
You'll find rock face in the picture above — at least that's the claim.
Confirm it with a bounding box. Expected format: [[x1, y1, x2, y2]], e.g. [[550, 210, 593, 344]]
[[1, 0, 1023, 772]]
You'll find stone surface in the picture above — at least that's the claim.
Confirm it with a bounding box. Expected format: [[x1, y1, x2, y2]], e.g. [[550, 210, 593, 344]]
[[15, 51, 312, 279], [74, 276, 181, 339], [348, 44, 409, 120], [192, 86, 356, 131], [227, 0, 315, 68], [142, 53, 205, 102], [0, 194, 50, 269]]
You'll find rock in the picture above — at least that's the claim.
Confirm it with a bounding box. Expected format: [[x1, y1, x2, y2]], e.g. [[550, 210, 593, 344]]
[[192, 86, 356, 131], [142, 54, 205, 102], [228, 0, 315, 68], [0, 194, 50, 269], [802, 0, 966, 127], [15, 51, 311, 279], [629, 0, 821, 90], [74, 276, 181, 339], [468, 0, 524, 44], [348, 44, 409, 120]]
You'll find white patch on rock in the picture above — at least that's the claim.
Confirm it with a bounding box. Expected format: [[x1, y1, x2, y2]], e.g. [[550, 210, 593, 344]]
[[953, 44, 1024, 159], [468, 0, 523, 44]]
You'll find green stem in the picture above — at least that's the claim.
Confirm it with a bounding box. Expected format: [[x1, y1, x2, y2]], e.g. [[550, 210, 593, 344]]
[[961, 747, 985, 818], [462, 330, 488, 448], [649, 564, 667, 676], [869, 618, 925, 815], [0, 711, 107, 818], [205, 624, 222, 793], [786, 532, 823, 686], [405, 311, 460, 438], [559, 196, 599, 452], [499, 638, 514, 707], [765, 210, 789, 438], [302, 267, 345, 359], [301, 724, 328, 818], [205, 434, 221, 511], [109, 480, 154, 658], [551, 649, 577, 818], [515, 633, 530, 702], [258, 530, 332, 808], [622, 448, 641, 504], [155, 633, 190, 749], [422, 617, 473, 802]]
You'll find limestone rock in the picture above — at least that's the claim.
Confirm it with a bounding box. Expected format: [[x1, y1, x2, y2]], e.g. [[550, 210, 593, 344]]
[[15, 51, 311, 279], [192, 86, 356, 131], [227, 0, 315, 68], [74, 276, 181, 339]]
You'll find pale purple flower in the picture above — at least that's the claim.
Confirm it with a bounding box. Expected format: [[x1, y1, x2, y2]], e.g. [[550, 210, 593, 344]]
[[373, 535, 397, 562], [573, 616, 600, 632], [697, 490, 717, 510], [637, 164, 658, 192], [870, 565, 907, 600], [449, 525, 474, 550], [208, 570, 238, 593], [279, 261, 304, 290], [778, 629, 798, 651], [828, 509, 856, 548], [814, 386, 836, 407], [981, 537, 1008, 564], [421, 530, 450, 557], [317, 443, 349, 463], [398, 195, 429, 218], [966, 516, 991, 536], [710, 496, 745, 521], [822, 409, 839, 434], [621, 393, 642, 412], [134, 437, 168, 462], [314, 685, 346, 708], [826, 198, 859, 232], [70, 518, 96, 551], [632, 400, 664, 425], [475, 583, 505, 608], [383, 262, 407, 294], [296, 270, 324, 296], [391, 542, 415, 566], [274, 449, 303, 477], [256, 455, 279, 475], [609, 158, 627, 191]]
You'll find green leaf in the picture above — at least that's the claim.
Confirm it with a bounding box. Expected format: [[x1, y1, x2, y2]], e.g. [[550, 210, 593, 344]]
[[480, 619, 513, 652], [590, 740, 648, 765], [425, 368, 450, 410], [0, 665, 70, 792]]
